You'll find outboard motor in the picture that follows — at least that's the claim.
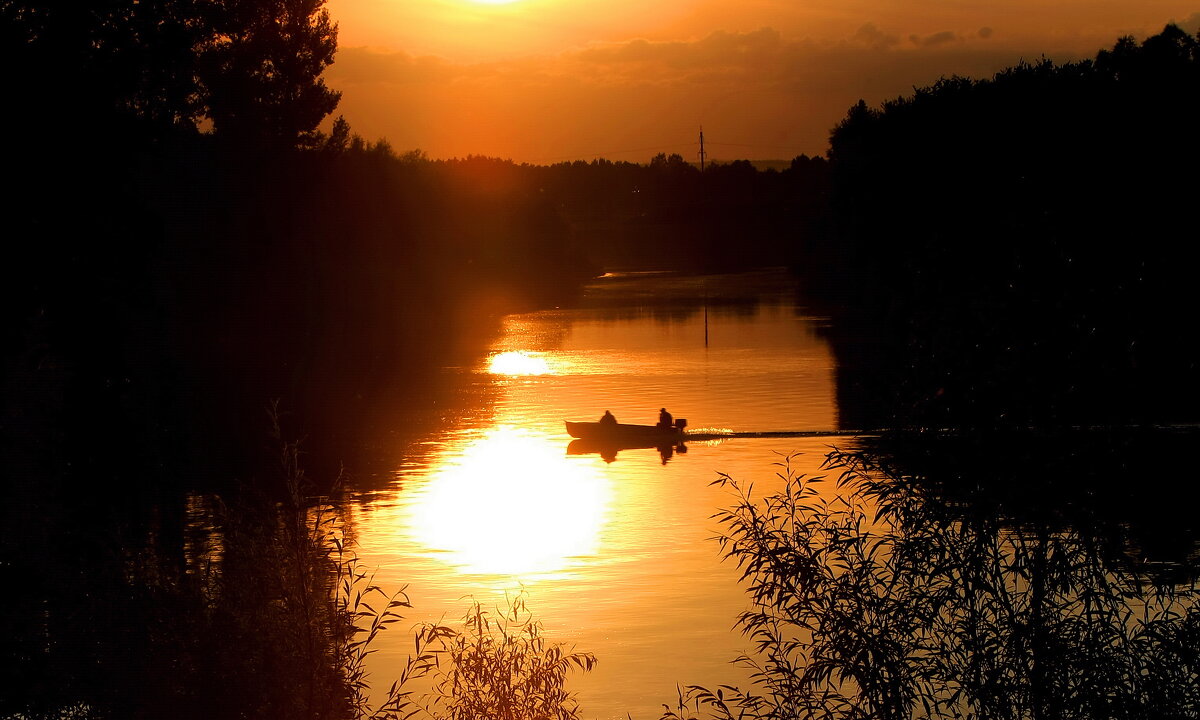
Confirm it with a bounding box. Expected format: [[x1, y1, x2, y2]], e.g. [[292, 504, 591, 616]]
[[674, 418, 687, 431]]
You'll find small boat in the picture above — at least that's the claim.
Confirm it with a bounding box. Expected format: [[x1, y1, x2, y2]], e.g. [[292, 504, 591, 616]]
[[564, 418, 687, 442]]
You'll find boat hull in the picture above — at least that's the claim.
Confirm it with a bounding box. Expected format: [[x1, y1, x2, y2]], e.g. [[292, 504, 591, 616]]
[[565, 421, 684, 442]]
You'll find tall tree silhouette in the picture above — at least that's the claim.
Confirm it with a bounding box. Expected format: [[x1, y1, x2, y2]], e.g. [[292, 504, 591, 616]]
[[201, 0, 341, 147], [817, 24, 1200, 430], [101, 0, 209, 136]]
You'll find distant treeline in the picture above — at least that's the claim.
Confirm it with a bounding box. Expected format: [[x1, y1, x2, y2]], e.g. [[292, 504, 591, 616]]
[[530, 152, 829, 272], [362, 152, 829, 273], [808, 24, 1200, 430]]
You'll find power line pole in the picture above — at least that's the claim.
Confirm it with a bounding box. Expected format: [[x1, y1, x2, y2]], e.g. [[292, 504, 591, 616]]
[[698, 127, 706, 172]]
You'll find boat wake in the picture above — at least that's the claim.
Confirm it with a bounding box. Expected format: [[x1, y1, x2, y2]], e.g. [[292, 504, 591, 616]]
[[682, 428, 866, 442]]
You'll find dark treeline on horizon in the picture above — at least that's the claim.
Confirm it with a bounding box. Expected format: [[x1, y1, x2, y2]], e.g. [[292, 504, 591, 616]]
[[412, 151, 829, 273]]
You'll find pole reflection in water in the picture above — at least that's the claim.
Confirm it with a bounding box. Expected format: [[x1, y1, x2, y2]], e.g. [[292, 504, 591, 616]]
[[408, 426, 609, 578]]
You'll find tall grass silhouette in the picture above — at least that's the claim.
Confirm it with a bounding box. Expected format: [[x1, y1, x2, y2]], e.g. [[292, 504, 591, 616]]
[[264, 408, 595, 720], [385, 592, 596, 720], [664, 450, 1200, 720]]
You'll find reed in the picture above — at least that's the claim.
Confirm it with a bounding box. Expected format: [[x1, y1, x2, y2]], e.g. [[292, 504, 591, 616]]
[[386, 592, 597, 720], [1, 402, 595, 720], [199, 407, 416, 720], [266, 406, 595, 720], [664, 450, 1200, 720]]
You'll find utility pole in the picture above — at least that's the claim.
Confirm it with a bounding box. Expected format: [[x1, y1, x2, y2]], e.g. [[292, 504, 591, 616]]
[[698, 127, 706, 172]]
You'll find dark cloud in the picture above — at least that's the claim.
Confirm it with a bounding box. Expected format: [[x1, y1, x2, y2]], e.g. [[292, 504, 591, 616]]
[[333, 48, 456, 85], [910, 31, 960, 47], [855, 23, 901, 50], [576, 28, 783, 72]]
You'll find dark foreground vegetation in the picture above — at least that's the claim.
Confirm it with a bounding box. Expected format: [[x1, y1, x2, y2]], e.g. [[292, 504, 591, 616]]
[[0, 415, 596, 719], [668, 448, 1200, 720]]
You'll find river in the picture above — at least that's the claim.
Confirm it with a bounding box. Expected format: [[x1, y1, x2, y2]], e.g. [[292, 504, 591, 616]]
[[343, 268, 860, 719]]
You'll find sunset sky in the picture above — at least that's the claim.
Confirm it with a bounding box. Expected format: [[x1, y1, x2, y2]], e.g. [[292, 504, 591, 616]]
[[324, 0, 1200, 163]]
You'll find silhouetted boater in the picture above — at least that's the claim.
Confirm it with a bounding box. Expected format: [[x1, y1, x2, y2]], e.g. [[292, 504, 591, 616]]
[[600, 410, 617, 424], [658, 408, 673, 428]]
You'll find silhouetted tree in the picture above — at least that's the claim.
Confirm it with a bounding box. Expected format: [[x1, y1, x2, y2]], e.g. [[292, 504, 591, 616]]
[[200, 0, 341, 148], [2, 0, 342, 148], [1, 0, 208, 142], [319, 114, 352, 153], [649, 152, 693, 172], [100, 0, 210, 136], [817, 24, 1200, 430]]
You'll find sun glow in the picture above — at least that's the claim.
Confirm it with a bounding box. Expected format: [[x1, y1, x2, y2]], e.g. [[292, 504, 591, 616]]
[[408, 427, 610, 577], [488, 350, 552, 376]]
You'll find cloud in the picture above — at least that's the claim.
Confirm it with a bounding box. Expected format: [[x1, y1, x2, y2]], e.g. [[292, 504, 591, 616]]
[[332, 48, 457, 86], [324, 26, 1089, 162], [574, 27, 784, 77], [909, 31, 960, 47], [978, 27, 995, 40], [854, 23, 901, 50]]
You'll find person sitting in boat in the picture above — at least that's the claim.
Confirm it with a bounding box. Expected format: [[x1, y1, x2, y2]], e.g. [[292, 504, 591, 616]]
[[658, 407, 673, 429], [599, 410, 618, 425]]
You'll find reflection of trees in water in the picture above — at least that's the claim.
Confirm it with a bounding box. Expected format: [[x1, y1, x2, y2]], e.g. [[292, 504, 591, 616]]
[[669, 448, 1200, 720], [0, 421, 597, 720], [0, 425, 404, 720]]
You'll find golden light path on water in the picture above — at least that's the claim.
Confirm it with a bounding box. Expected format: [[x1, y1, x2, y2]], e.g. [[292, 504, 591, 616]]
[[408, 426, 608, 577], [487, 350, 555, 376], [352, 271, 855, 719]]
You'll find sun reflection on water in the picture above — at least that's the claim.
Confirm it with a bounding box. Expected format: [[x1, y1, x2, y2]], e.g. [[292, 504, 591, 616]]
[[408, 426, 609, 578], [487, 350, 553, 376]]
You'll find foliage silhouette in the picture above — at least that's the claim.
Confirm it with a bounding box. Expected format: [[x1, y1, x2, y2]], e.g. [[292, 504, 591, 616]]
[[390, 593, 597, 720], [809, 24, 1200, 430], [0, 409, 414, 719], [201, 0, 341, 147], [665, 451, 1200, 720], [0, 406, 599, 719], [2, 0, 340, 146]]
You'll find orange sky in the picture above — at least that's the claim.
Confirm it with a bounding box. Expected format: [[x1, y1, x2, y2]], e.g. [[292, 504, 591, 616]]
[[323, 0, 1200, 163]]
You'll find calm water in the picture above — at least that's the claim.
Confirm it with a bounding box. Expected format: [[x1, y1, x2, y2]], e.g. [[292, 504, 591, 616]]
[[347, 269, 859, 719]]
